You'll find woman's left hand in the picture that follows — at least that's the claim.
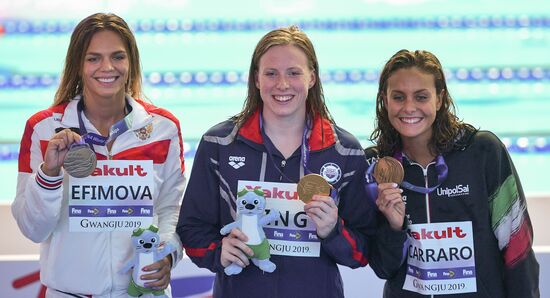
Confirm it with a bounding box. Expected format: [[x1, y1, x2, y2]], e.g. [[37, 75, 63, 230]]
[[141, 254, 173, 290], [304, 195, 338, 239]]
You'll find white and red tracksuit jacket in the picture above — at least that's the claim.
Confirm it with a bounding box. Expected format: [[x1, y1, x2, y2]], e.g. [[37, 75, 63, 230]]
[[12, 97, 186, 297]]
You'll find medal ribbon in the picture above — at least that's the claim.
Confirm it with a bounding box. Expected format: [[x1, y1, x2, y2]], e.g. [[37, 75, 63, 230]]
[[396, 152, 448, 194], [76, 96, 133, 151], [365, 152, 449, 201], [364, 161, 379, 202], [259, 112, 337, 199]]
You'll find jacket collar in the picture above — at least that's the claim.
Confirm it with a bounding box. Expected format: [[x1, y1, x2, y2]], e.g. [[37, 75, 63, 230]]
[[238, 109, 336, 151], [60, 95, 153, 132]]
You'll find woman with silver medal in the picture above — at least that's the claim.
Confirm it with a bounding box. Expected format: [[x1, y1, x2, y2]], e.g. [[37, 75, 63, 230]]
[[12, 13, 185, 298], [63, 137, 97, 178]]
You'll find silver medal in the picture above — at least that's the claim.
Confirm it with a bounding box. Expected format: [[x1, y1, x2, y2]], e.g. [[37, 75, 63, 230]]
[[63, 144, 97, 178]]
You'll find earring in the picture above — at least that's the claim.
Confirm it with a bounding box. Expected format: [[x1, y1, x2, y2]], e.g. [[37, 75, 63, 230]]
[[75, 81, 82, 95], [126, 78, 131, 92]]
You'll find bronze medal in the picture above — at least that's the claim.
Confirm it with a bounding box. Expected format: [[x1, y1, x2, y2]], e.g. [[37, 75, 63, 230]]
[[63, 144, 97, 178], [297, 174, 332, 203], [373, 157, 404, 184]]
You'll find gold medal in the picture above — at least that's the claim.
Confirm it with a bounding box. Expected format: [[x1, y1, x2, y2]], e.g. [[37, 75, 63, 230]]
[[63, 144, 97, 178], [297, 174, 332, 203], [373, 157, 404, 184]]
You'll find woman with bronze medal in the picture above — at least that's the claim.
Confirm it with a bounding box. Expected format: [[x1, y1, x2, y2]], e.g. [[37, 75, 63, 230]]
[[365, 49, 539, 297], [12, 13, 185, 297], [176, 26, 403, 297]]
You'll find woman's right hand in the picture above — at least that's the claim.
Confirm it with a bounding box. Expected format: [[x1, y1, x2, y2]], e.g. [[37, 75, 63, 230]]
[[42, 129, 81, 176], [376, 182, 405, 231], [220, 228, 253, 269]]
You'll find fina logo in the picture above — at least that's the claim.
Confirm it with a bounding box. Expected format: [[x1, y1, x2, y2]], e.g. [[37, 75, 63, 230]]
[[436, 184, 470, 198], [320, 162, 342, 183], [228, 156, 246, 169]]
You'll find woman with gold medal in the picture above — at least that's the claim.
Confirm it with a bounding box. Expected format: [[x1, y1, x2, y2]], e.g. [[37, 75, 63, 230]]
[[176, 26, 405, 298]]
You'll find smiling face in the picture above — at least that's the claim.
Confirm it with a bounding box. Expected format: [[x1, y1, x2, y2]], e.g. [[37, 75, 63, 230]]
[[384, 67, 442, 147], [81, 30, 129, 101], [255, 44, 315, 124]]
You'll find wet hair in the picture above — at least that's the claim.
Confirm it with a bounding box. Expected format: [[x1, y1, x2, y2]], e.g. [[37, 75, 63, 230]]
[[52, 13, 142, 106], [231, 25, 332, 126], [370, 49, 474, 156]]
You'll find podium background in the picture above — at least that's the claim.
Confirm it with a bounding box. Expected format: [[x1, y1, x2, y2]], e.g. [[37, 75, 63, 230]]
[[1, 0, 549, 297]]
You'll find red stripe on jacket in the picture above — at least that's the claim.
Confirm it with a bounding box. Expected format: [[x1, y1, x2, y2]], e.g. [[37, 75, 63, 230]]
[[19, 104, 68, 173], [135, 98, 185, 173], [503, 218, 533, 267], [238, 109, 336, 151], [110, 140, 171, 164], [185, 242, 219, 257], [36, 174, 62, 188], [309, 113, 335, 151], [40, 139, 170, 165], [341, 220, 369, 266]]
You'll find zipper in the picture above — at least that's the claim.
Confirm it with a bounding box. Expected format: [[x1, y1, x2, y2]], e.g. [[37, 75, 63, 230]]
[[422, 166, 430, 224], [408, 161, 435, 224], [412, 163, 433, 298], [407, 160, 436, 298], [106, 139, 116, 160], [280, 159, 286, 181]]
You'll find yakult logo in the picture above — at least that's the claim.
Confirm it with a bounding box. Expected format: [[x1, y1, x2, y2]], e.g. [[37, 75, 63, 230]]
[[436, 184, 470, 198], [244, 185, 298, 200], [91, 164, 147, 177], [408, 226, 467, 240]]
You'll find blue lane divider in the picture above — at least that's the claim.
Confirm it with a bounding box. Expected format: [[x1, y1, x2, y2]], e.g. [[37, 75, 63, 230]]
[[1, 15, 550, 35], [0, 67, 548, 90], [2, 136, 550, 162]]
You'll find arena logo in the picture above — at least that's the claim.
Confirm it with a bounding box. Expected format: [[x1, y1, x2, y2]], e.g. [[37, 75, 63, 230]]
[[436, 184, 470, 198], [228, 156, 246, 169]]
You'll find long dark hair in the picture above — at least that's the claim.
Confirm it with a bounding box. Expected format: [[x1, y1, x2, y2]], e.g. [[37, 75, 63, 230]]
[[370, 49, 473, 156]]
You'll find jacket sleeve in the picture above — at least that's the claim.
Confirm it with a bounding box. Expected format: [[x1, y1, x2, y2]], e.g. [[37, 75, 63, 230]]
[[12, 118, 64, 243], [156, 132, 186, 268], [362, 147, 408, 279], [367, 213, 408, 279], [485, 132, 540, 297], [318, 150, 378, 268], [176, 137, 225, 273]]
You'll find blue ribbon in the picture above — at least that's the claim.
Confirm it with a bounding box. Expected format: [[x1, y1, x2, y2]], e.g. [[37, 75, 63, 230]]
[[76, 96, 133, 151], [365, 152, 449, 203], [259, 112, 338, 199]]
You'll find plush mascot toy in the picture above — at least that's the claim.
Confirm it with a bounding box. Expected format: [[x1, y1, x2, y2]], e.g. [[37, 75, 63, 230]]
[[220, 188, 279, 275], [120, 225, 174, 297]]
